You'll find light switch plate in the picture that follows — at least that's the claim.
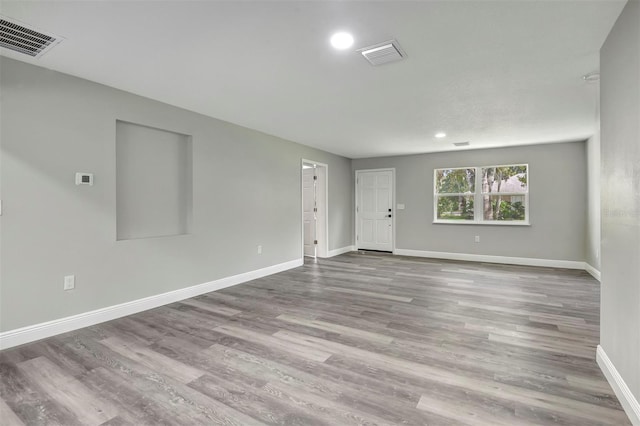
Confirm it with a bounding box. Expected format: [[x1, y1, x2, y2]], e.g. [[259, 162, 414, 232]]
[[64, 275, 75, 290], [397, 204, 405, 210]]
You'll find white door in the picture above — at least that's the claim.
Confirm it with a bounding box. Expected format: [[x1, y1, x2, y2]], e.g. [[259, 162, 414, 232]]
[[303, 167, 317, 257], [357, 170, 393, 252]]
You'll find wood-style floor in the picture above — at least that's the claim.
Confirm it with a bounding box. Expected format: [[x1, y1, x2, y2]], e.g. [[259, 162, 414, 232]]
[[0, 252, 630, 425]]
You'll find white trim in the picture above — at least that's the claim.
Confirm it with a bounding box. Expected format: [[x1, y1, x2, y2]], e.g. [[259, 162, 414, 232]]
[[0, 258, 303, 350], [433, 220, 531, 226], [584, 263, 601, 281], [355, 168, 396, 253], [328, 245, 355, 257], [301, 159, 329, 258], [393, 248, 585, 269], [597, 345, 640, 425]]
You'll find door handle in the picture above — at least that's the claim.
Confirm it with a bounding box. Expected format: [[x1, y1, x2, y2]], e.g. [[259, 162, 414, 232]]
[[387, 214, 392, 218]]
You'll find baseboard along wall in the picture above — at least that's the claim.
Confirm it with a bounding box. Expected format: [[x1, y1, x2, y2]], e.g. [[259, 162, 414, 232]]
[[327, 245, 356, 258], [0, 258, 303, 350], [584, 263, 602, 281], [597, 345, 640, 425], [394, 248, 599, 273]]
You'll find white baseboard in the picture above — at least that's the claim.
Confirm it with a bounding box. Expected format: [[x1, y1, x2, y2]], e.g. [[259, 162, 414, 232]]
[[584, 263, 601, 281], [0, 258, 303, 351], [393, 248, 586, 270], [327, 245, 355, 257], [597, 345, 640, 425]]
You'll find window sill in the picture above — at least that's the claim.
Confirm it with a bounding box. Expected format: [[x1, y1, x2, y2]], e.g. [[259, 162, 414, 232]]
[[433, 220, 531, 226]]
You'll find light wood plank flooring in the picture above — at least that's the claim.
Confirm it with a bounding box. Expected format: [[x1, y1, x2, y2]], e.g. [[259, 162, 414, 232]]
[[0, 252, 630, 425]]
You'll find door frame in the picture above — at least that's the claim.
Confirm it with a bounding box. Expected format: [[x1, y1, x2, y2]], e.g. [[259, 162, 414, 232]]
[[301, 159, 329, 259], [354, 168, 396, 253]]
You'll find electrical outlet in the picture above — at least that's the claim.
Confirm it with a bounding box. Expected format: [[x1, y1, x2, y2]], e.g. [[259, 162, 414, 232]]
[[474, 235, 480, 243], [63, 275, 75, 291], [75, 173, 94, 186], [257, 245, 262, 254]]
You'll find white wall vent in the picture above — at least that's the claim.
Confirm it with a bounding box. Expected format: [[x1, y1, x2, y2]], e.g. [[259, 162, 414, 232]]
[[359, 40, 405, 66], [0, 17, 61, 58]]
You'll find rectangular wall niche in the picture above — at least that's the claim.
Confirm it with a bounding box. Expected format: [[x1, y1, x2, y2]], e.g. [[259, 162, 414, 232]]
[[116, 120, 192, 240]]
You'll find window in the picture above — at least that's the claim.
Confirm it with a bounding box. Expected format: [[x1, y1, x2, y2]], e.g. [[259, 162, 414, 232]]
[[435, 168, 475, 221], [434, 164, 528, 224]]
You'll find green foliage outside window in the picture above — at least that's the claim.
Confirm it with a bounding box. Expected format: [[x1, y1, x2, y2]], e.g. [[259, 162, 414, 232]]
[[437, 196, 474, 220], [487, 198, 525, 221], [481, 166, 527, 221], [435, 168, 475, 221], [435, 164, 528, 223], [436, 168, 475, 193]]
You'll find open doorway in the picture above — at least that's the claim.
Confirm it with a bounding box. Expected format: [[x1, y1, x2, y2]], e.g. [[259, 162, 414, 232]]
[[301, 159, 328, 258]]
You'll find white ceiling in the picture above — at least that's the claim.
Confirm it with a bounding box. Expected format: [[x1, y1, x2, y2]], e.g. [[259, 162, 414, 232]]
[[0, 1, 626, 158]]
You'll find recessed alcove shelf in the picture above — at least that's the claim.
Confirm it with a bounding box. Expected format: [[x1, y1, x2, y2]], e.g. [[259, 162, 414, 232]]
[[116, 120, 192, 240]]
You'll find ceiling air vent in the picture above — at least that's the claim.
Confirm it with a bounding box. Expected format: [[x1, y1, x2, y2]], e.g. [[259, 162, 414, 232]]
[[453, 141, 470, 147], [0, 17, 61, 58], [359, 40, 405, 66]]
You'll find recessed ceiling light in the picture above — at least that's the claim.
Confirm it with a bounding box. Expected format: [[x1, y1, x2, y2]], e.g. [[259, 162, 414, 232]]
[[435, 132, 446, 138], [330, 32, 354, 50]]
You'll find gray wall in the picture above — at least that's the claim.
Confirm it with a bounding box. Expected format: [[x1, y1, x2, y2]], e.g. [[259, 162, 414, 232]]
[[0, 58, 353, 332], [352, 142, 587, 261], [600, 0, 640, 402]]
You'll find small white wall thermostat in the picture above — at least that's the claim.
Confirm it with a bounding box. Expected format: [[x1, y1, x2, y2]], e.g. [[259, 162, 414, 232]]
[[75, 172, 94, 186]]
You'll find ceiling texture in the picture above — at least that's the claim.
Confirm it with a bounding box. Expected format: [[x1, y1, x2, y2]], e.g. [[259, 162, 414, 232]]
[[0, 0, 626, 158]]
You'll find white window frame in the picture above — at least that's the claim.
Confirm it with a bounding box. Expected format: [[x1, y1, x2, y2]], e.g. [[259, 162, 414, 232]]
[[433, 163, 530, 226]]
